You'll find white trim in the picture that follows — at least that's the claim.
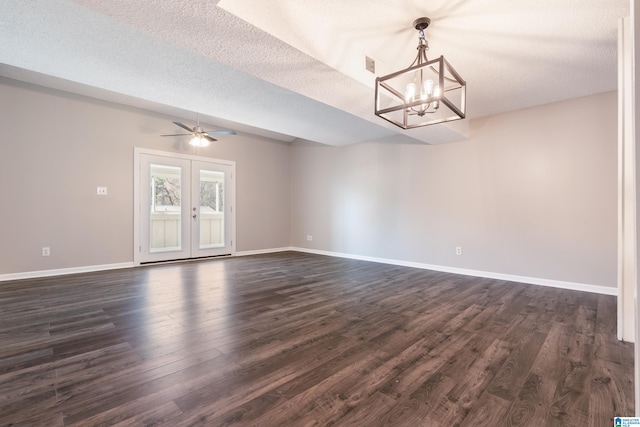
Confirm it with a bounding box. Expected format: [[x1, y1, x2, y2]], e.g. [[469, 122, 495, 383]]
[[632, 0, 640, 415], [0, 262, 134, 282], [235, 247, 295, 257], [618, 15, 625, 340], [290, 247, 618, 296], [133, 148, 141, 265], [618, 16, 637, 342]]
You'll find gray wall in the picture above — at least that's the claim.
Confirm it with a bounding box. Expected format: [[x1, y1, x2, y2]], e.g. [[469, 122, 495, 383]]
[[0, 76, 618, 290], [291, 91, 618, 288], [0, 77, 291, 275]]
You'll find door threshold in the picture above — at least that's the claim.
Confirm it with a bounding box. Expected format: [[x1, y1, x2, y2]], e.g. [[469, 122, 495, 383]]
[[140, 253, 233, 266]]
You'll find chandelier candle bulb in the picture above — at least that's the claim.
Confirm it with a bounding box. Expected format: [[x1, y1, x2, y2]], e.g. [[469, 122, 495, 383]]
[[405, 83, 416, 101], [424, 79, 434, 97]]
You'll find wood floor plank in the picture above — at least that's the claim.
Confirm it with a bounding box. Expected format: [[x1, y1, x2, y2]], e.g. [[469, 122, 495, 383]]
[[460, 391, 512, 426], [546, 332, 594, 426], [588, 358, 635, 426], [3, 411, 65, 427], [530, 321, 572, 380], [504, 372, 557, 426], [67, 399, 183, 427], [0, 251, 632, 425], [171, 341, 388, 426], [57, 346, 228, 424], [329, 391, 398, 426], [433, 338, 512, 425], [486, 330, 547, 401]]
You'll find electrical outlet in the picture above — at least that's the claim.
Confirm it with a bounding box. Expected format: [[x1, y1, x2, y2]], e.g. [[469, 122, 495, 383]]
[[97, 186, 108, 196], [456, 247, 463, 256], [306, 235, 313, 241], [42, 247, 50, 257]]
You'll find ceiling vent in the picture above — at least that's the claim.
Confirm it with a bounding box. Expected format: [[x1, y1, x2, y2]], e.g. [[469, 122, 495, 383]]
[[365, 55, 376, 74]]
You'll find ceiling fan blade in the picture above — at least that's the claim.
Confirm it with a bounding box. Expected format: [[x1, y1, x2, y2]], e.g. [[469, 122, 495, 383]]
[[203, 135, 218, 142], [161, 133, 191, 137], [205, 130, 237, 136], [173, 121, 194, 132]]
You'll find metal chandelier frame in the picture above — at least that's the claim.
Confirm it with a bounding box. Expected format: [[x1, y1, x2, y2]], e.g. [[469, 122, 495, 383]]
[[375, 17, 466, 129]]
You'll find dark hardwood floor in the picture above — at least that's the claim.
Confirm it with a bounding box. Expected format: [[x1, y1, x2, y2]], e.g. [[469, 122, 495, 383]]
[[0, 251, 633, 426]]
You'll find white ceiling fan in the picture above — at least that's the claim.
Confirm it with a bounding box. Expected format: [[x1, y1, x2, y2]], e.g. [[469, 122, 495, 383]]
[[161, 115, 237, 147]]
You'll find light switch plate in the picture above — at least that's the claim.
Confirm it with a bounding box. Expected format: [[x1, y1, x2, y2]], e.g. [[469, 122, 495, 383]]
[[97, 186, 108, 196]]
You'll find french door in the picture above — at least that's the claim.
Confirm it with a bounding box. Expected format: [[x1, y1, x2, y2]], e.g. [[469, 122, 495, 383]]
[[135, 149, 235, 264]]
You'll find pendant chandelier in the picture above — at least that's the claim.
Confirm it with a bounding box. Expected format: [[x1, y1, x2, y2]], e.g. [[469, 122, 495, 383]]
[[375, 17, 466, 129]]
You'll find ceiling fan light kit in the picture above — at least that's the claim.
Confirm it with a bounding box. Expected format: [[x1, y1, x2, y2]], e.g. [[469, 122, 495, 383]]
[[160, 116, 237, 147], [375, 17, 466, 129], [190, 136, 211, 147]]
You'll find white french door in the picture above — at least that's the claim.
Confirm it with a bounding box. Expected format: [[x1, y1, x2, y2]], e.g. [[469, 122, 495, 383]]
[[135, 149, 235, 264]]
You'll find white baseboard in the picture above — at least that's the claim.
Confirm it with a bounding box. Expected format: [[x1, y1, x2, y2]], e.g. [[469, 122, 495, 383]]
[[0, 248, 617, 297], [291, 247, 617, 296], [0, 262, 135, 282], [0, 248, 293, 282], [235, 247, 295, 257]]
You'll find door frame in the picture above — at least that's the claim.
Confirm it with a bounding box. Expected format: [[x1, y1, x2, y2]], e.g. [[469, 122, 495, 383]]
[[133, 147, 236, 266]]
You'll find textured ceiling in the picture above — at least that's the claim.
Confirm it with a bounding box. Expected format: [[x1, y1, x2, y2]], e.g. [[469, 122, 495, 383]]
[[0, 0, 629, 146]]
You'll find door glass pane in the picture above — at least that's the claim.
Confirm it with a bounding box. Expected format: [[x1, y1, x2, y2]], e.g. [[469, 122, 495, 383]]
[[149, 164, 182, 252], [199, 170, 225, 249]]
